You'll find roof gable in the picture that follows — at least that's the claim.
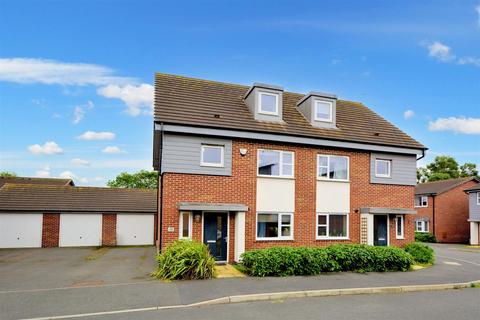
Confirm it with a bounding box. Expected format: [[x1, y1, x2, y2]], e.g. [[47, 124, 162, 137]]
[[154, 73, 425, 150]]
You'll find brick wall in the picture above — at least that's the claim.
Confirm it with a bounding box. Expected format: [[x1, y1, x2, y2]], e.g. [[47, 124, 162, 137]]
[[102, 214, 117, 246], [435, 180, 477, 243], [42, 213, 60, 247], [161, 139, 416, 260]]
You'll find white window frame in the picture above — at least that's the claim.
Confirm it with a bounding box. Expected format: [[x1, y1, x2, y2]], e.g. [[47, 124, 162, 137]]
[[314, 99, 333, 123], [258, 91, 279, 116], [179, 211, 192, 239], [257, 149, 294, 178], [316, 213, 349, 240], [375, 159, 392, 178], [477, 192, 480, 205], [396, 215, 404, 239], [415, 220, 429, 233], [200, 145, 225, 167], [414, 195, 428, 208], [317, 154, 350, 182], [256, 212, 294, 241]]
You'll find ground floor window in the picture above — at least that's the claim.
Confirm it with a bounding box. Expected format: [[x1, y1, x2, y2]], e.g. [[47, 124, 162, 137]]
[[396, 215, 404, 239], [256, 213, 293, 240], [415, 220, 429, 233], [316, 213, 348, 239], [179, 211, 192, 239]]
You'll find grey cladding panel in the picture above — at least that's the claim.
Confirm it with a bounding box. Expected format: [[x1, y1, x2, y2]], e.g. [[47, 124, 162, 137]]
[[469, 192, 480, 220], [162, 134, 232, 176], [370, 153, 416, 185]]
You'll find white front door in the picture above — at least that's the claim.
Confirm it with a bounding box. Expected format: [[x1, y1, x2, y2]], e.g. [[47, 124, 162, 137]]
[[116, 214, 154, 245], [0, 213, 43, 248], [59, 214, 102, 247]]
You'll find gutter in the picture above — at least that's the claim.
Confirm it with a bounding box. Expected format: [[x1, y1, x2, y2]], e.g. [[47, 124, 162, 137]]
[[416, 149, 425, 161], [157, 123, 165, 253]]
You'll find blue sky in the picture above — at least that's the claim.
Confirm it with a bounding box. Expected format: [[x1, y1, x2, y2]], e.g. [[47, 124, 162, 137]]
[[1, 0, 479, 186]]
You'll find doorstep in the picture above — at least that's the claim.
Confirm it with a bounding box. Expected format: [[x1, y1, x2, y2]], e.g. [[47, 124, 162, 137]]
[[215, 264, 246, 278]]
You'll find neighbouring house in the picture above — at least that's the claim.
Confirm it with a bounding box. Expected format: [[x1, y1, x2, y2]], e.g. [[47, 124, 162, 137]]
[[465, 183, 480, 245], [414, 177, 479, 243], [153, 73, 426, 262], [0, 179, 157, 248]]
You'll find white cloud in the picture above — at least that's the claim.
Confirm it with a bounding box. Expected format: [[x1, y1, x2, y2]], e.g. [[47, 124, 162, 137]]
[[425, 41, 480, 67], [35, 165, 52, 178], [0, 58, 134, 86], [404, 109, 415, 119], [28, 141, 63, 155], [72, 100, 94, 124], [102, 146, 123, 154], [71, 158, 90, 166], [97, 84, 153, 116], [429, 117, 480, 135], [59, 170, 76, 179], [77, 131, 115, 141], [427, 41, 455, 62], [457, 56, 480, 67]]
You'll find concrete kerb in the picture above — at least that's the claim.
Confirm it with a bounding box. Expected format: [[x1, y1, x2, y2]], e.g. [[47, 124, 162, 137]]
[[19, 280, 480, 320]]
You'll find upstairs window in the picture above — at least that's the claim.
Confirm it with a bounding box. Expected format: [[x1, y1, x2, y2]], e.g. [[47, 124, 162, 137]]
[[317, 155, 349, 181], [477, 192, 480, 205], [414, 196, 428, 208], [201, 145, 224, 167], [258, 92, 279, 115], [258, 149, 294, 178], [314, 100, 333, 122], [375, 159, 392, 178]]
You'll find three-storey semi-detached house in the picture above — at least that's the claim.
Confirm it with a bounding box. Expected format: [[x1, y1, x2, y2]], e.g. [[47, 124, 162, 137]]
[[153, 73, 426, 263]]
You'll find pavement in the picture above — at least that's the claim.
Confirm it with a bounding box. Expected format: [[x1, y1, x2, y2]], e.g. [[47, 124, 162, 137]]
[[0, 244, 479, 320], [84, 288, 480, 320]]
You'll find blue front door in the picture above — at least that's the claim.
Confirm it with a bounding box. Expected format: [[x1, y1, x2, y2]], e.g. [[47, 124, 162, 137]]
[[374, 215, 388, 246], [203, 212, 228, 261]]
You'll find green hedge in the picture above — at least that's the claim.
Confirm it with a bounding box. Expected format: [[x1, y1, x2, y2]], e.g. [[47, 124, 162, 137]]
[[152, 240, 216, 280], [241, 244, 414, 277], [404, 242, 435, 264], [415, 232, 437, 243]]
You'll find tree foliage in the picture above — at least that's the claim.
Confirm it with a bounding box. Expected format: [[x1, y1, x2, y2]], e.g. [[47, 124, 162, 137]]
[[417, 156, 478, 183], [107, 170, 158, 189], [0, 171, 17, 177]]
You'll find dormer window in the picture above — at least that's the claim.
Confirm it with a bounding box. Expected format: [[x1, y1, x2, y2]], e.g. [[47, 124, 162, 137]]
[[258, 92, 279, 115], [314, 100, 333, 122]]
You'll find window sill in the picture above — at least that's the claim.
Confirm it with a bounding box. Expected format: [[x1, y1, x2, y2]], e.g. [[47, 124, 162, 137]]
[[396, 237, 405, 240], [257, 175, 295, 180], [256, 238, 294, 241], [317, 178, 350, 183], [375, 175, 392, 179], [200, 164, 225, 168]]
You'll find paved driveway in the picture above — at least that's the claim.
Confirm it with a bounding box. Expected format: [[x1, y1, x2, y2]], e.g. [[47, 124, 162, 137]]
[[0, 246, 157, 291]]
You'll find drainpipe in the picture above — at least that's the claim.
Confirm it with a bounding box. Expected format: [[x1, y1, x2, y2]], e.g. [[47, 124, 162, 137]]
[[156, 123, 165, 253], [432, 195, 436, 237]]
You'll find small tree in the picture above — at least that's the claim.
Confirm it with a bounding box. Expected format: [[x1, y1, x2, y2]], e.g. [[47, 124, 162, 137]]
[[426, 156, 459, 180], [460, 163, 478, 177], [0, 171, 17, 177], [107, 170, 158, 189]]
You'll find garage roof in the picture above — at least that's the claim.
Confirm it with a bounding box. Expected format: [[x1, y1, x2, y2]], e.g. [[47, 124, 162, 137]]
[[0, 176, 74, 188], [0, 184, 157, 213]]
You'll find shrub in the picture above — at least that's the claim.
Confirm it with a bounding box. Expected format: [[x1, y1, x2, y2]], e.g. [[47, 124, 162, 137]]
[[404, 242, 435, 264], [241, 244, 413, 277], [152, 240, 215, 280], [415, 232, 437, 243]]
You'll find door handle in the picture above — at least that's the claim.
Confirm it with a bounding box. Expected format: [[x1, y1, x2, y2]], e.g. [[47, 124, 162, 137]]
[[206, 240, 215, 243]]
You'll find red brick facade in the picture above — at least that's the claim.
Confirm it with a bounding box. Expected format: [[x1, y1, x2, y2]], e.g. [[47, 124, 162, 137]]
[[102, 214, 117, 246], [42, 213, 60, 247], [416, 180, 477, 243], [160, 139, 415, 262]]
